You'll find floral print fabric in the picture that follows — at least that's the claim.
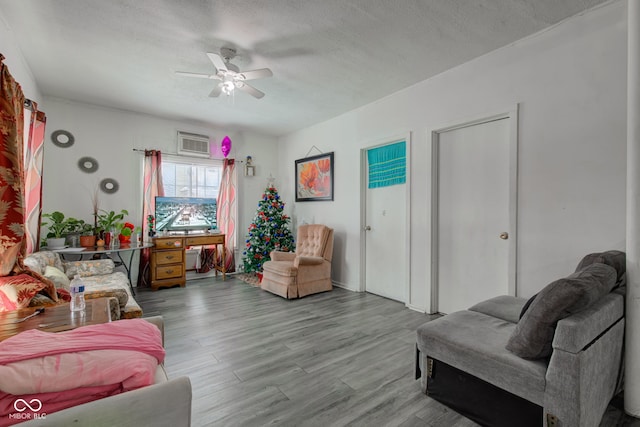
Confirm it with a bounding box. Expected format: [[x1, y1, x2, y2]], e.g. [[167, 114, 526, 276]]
[[64, 259, 115, 279], [0, 274, 46, 311], [0, 54, 26, 276]]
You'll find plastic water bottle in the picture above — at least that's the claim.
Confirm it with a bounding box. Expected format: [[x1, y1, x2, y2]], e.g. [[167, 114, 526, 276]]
[[69, 274, 86, 312]]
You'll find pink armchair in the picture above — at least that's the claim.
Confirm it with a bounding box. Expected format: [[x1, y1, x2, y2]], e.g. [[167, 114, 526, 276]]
[[261, 224, 334, 299]]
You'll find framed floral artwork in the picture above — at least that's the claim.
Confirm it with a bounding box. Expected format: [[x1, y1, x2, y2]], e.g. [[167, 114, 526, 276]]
[[295, 152, 334, 201]]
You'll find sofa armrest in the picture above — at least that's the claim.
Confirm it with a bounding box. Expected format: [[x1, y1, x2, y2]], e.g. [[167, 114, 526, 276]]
[[544, 292, 625, 427], [20, 376, 192, 427], [553, 293, 624, 353], [544, 318, 624, 427], [270, 251, 296, 262], [294, 256, 325, 267], [144, 315, 165, 345]]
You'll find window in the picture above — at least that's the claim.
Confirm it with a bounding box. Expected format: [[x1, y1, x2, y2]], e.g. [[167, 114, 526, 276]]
[[161, 156, 222, 198]]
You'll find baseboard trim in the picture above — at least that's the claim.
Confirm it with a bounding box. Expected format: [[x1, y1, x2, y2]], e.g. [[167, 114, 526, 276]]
[[332, 281, 358, 292], [406, 303, 428, 313]]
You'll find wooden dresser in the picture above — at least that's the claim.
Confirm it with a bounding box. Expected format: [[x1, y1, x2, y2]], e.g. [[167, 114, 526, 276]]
[[151, 234, 226, 291], [151, 236, 185, 291]]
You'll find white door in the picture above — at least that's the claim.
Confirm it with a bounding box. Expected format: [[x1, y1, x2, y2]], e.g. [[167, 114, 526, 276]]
[[435, 116, 516, 314], [363, 140, 408, 302]]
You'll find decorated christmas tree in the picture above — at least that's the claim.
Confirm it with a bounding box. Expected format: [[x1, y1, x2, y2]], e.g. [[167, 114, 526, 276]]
[[242, 185, 295, 273]]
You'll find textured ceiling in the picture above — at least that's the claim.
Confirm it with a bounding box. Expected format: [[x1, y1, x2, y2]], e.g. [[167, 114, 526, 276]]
[[0, 0, 609, 136]]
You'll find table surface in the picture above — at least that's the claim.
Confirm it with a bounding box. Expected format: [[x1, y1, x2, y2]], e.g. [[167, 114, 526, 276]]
[[0, 298, 112, 342], [50, 243, 154, 255]]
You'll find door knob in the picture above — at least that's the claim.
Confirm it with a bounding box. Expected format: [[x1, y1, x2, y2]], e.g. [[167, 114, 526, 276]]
[[364, 226, 371, 231], [499, 232, 509, 240]]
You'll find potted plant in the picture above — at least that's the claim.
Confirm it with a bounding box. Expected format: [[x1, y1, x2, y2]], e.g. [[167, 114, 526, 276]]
[[65, 217, 86, 247], [41, 211, 78, 249], [116, 222, 135, 244], [79, 222, 97, 247], [97, 209, 129, 245]]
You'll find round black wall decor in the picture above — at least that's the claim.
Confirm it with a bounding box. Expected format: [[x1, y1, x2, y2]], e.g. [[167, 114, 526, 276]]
[[51, 130, 75, 148], [77, 156, 99, 173], [100, 178, 119, 194]]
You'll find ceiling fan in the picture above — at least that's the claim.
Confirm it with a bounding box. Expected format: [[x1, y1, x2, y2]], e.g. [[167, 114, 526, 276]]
[[176, 47, 273, 99]]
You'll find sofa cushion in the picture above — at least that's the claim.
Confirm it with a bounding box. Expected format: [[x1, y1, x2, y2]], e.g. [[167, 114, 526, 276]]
[[23, 251, 65, 276], [64, 259, 115, 279], [519, 251, 626, 321], [82, 272, 141, 319], [44, 265, 71, 291], [263, 260, 298, 277], [417, 310, 548, 405], [469, 295, 528, 324], [506, 263, 617, 359], [575, 250, 626, 285]]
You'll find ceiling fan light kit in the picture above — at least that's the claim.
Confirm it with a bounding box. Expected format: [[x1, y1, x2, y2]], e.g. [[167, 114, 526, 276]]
[[176, 48, 272, 99]]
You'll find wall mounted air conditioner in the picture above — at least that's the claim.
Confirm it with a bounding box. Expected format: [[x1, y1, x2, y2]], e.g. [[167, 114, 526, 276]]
[[177, 131, 211, 158]]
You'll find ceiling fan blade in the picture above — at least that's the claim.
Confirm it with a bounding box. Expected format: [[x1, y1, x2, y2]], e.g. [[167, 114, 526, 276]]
[[238, 68, 273, 80], [236, 82, 265, 99], [207, 53, 228, 73], [209, 84, 222, 97], [175, 71, 220, 80]]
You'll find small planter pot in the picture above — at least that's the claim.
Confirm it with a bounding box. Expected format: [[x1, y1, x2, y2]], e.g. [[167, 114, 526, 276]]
[[46, 237, 66, 249], [79, 235, 96, 247]]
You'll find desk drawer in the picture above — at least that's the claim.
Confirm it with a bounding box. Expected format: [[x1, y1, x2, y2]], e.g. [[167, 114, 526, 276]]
[[155, 264, 184, 280], [155, 238, 183, 249], [186, 235, 224, 246], [155, 250, 183, 265]]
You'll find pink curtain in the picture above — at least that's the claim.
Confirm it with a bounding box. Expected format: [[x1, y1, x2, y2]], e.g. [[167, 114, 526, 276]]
[[0, 54, 26, 275], [23, 108, 46, 254], [137, 150, 164, 286], [216, 158, 237, 272]]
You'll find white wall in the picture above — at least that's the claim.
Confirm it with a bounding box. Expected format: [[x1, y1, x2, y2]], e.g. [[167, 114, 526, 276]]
[[41, 97, 279, 281], [279, 1, 627, 312], [0, 9, 42, 104]]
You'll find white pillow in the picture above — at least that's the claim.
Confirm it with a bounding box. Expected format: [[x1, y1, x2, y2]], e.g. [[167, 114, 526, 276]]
[[44, 265, 70, 291]]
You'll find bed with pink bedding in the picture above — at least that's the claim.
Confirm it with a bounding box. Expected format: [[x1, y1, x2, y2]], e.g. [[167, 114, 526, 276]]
[[0, 319, 165, 426]]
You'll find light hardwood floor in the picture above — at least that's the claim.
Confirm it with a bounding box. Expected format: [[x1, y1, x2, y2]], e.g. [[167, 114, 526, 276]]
[[135, 277, 638, 427]]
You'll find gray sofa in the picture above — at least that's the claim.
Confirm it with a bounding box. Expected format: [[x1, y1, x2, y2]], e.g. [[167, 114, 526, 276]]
[[20, 316, 192, 427], [416, 251, 626, 427]]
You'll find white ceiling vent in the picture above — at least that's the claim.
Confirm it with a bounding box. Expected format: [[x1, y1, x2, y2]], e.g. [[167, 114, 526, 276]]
[[177, 131, 210, 158]]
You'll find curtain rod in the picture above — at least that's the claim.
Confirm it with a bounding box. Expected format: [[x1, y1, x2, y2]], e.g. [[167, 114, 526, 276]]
[[24, 99, 34, 111], [132, 148, 246, 162]]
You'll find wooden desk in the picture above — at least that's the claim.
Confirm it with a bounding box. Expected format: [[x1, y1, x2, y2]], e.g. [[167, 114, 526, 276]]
[[0, 298, 112, 342], [186, 234, 226, 280], [151, 233, 226, 291]]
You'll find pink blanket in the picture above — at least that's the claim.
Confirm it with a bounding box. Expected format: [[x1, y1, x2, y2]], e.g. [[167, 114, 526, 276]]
[[0, 319, 165, 426]]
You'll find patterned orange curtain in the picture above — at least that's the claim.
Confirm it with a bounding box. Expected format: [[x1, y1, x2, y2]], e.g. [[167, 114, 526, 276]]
[[24, 106, 46, 254], [137, 150, 164, 286], [0, 54, 26, 275], [217, 158, 237, 272]]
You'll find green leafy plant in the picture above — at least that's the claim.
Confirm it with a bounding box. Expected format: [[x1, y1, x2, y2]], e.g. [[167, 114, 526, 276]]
[[97, 209, 129, 234], [80, 222, 96, 236], [41, 212, 79, 238], [115, 221, 135, 237], [65, 218, 85, 235]]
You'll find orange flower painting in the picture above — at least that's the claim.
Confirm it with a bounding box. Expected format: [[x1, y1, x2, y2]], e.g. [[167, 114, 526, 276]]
[[295, 152, 334, 201]]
